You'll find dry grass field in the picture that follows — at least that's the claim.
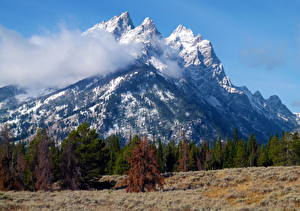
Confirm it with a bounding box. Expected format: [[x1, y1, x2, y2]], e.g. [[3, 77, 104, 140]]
[[0, 166, 300, 211]]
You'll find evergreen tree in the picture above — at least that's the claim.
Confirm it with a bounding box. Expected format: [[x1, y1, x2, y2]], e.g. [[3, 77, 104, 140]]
[[165, 140, 178, 172], [234, 140, 248, 167], [178, 139, 189, 172], [65, 123, 108, 188], [268, 135, 287, 166], [223, 139, 236, 168], [34, 129, 53, 191], [247, 135, 258, 167], [105, 135, 121, 175], [188, 142, 201, 171], [200, 141, 211, 170], [60, 140, 81, 190], [26, 129, 43, 190], [257, 145, 271, 167], [156, 139, 165, 173], [211, 139, 223, 169], [12, 142, 28, 190], [0, 125, 14, 190], [114, 135, 140, 175], [291, 132, 300, 165]]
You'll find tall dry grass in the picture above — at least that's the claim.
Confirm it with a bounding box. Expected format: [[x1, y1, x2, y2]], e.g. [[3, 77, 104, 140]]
[[0, 166, 299, 211]]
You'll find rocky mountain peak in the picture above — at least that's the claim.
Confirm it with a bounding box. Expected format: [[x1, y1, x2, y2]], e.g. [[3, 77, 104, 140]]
[[119, 17, 161, 45], [167, 25, 199, 44], [85, 11, 134, 38], [0, 12, 298, 143], [267, 95, 282, 106]]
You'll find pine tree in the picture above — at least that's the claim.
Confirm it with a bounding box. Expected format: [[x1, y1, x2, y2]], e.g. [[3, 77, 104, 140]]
[[26, 129, 43, 190], [200, 141, 211, 170], [223, 139, 236, 168], [257, 145, 271, 167], [211, 139, 223, 169], [10, 142, 28, 190], [126, 138, 164, 192], [105, 135, 121, 174], [291, 132, 300, 165], [0, 125, 14, 190], [247, 135, 258, 167], [188, 142, 201, 171], [114, 135, 140, 175], [34, 129, 53, 191], [165, 140, 178, 172], [268, 135, 287, 166], [60, 140, 81, 190], [49, 140, 60, 182], [178, 139, 189, 172], [156, 139, 165, 173], [65, 123, 109, 188], [234, 140, 248, 167]]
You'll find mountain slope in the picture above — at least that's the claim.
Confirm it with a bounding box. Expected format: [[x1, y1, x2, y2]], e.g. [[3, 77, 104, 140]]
[[0, 12, 298, 142]]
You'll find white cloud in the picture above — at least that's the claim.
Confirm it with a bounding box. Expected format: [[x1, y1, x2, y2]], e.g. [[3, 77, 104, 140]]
[[0, 25, 140, 91]]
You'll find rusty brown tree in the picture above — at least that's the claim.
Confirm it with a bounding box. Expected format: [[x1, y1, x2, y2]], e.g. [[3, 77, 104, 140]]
[[178, 139, 189, 172], [34, 129, 53, 191], [126, 137, 164, 192]]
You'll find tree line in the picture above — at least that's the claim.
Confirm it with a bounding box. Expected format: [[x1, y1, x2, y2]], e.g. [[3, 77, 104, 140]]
[[0, 123, 300, 191]]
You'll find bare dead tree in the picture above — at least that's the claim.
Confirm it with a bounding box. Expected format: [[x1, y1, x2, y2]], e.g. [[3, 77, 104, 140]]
[[126, 137, 164, 192]]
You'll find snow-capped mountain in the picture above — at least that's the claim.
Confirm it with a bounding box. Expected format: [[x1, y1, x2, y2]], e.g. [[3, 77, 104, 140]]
[[0, 12, 298, 143]]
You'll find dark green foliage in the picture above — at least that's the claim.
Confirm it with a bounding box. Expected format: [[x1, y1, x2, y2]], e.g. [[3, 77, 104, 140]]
[[1, 124, 300, 192], [165, 140, 178, 172], [268, 135, 287, 166], [178, 139, 189, 171], [234, 140, 248, 167], [63, 123, 109, 188], [211, 139, 224, 169], [223, 139, 236, 168], [60, 140, 81, 190], [105, 135, 121, 175], [49, 140, 61, 182], [247, 135, 258, 167], [114, 135, 140, 175], [258, 145, 271, 167], [291, 133, 300, 164], [188, 142, 201, 171], [156, 139, 165, 172]]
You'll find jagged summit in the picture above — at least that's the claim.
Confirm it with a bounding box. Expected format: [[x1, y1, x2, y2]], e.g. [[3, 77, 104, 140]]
[[268, 95, 282, 105], [167, 24, 201, 44], [119, 17, 161, 45], [85, 11, 134, 38], [141, 17, 154, 27], [0, 12, 298, 143]]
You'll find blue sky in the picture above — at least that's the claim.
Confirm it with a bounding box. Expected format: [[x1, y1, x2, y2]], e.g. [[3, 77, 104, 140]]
[[1, 0, 300, 112]]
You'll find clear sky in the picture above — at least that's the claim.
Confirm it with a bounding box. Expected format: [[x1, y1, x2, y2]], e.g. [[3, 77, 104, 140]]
[[1, 0, 300, 112]]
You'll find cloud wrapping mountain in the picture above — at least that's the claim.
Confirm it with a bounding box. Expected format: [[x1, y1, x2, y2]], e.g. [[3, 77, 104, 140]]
[[0, 12, 298, 143], [0, 25, 140, 90]]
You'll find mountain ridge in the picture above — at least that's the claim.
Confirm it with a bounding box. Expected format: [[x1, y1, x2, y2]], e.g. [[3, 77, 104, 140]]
[[0, 12, 298, 142]]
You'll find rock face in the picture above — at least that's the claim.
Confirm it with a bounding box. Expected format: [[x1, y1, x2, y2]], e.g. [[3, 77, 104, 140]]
[[0, 12, 298, 143]]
